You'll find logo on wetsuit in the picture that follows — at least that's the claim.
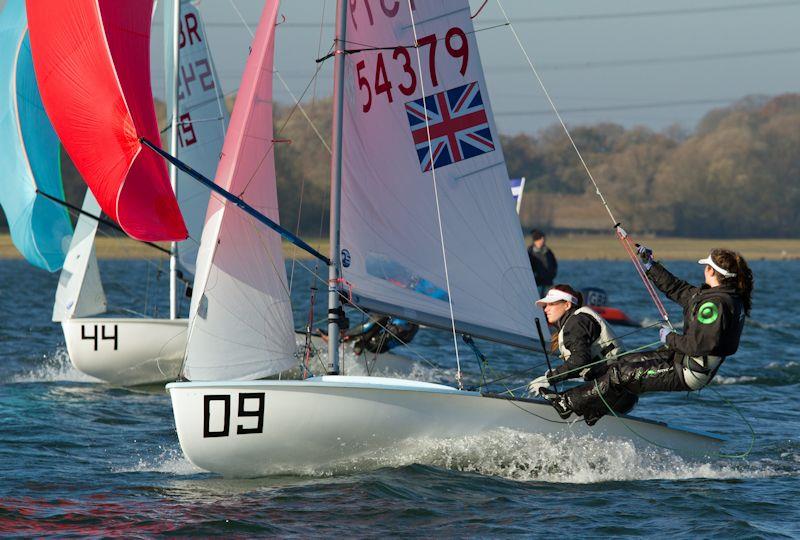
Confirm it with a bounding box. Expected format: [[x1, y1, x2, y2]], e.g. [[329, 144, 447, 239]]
[[697, 301, 719, 324]]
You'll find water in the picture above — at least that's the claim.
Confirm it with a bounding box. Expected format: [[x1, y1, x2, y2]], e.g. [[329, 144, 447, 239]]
[[1, 258, 799, 536]]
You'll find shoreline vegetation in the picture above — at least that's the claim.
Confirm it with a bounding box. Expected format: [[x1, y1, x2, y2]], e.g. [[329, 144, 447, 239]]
[[2, 234, 798, 261], [4, 93, 798, 244]]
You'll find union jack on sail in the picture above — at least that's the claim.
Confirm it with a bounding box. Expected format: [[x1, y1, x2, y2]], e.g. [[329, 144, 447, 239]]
[[405, 82, 495, 172]]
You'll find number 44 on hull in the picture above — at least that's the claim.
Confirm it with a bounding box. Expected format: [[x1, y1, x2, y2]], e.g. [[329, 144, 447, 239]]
[[62, 318, 188, 386]]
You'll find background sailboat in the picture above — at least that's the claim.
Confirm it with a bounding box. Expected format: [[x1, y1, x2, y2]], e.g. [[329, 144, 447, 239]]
[[165, 0, 723, 477], [0, 0, 107, 326], [27, 0, 228, 385]]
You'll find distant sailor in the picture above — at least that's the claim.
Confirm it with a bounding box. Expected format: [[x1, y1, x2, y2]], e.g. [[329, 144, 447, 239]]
[[527, 229, 558, 297], [538, 248, 753, 426], [528, 285, 636, 422]]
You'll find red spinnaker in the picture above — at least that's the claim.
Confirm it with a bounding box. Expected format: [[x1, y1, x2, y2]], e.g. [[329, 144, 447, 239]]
[[26, 0, 186, 241]]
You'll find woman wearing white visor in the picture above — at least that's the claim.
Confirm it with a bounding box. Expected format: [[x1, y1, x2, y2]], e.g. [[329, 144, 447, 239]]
[[540, 248, 753, 426], [528, 285, 623, 385]]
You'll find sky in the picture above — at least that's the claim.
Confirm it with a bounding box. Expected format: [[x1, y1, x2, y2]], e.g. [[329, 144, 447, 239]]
[[4, 0, 797, 135], [145, 0, 800, 135]]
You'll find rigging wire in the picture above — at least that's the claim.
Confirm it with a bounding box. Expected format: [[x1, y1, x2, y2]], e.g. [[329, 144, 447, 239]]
[[294, 0, 330, 371], [223, 2, 336, 360], [290, 256, 447, 373], [406, 0, 463, 389], [595, 378, 755, 459], [226, 0, 332, 200], [289, 0, 330, 295], [494, 0, 672, 328]]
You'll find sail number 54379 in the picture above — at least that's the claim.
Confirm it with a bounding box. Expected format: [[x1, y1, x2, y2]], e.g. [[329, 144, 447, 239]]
[[356, 27, 469, 113]]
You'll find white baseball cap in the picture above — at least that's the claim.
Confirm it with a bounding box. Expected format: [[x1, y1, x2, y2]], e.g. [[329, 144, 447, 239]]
[[536, 288, 578, 306], [698, 254, 736, 278]]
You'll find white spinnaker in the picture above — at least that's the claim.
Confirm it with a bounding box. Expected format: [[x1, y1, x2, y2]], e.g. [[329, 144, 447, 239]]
[[340, 2, 546, 349], [52, 190, 106, 322], [165, 0, 229, 276], [182, 0, 295, 381]]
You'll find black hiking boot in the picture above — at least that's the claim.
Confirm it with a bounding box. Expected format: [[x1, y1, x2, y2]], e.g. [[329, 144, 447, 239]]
[[539, 388, 573, 420], [583, 413, 603, 427]]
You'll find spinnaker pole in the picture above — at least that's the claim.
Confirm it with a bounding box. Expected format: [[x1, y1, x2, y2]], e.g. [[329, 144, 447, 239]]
[[326, 0, 348, 375], [140, 138, 329, 264], [168, 0, 181, 319]]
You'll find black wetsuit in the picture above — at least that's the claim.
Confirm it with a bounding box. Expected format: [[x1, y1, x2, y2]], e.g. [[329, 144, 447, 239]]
[[563, 262, 746, 424], [350, 316, 419, 355]]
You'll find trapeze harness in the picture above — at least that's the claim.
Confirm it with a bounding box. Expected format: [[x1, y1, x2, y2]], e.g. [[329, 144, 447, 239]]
[[557, 307, 621, 378], [675, 293, 744, 390]]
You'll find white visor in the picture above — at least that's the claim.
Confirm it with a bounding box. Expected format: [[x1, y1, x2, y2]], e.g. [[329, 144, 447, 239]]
[[698, 255, 736, 278], [536, 289, 578, 306]]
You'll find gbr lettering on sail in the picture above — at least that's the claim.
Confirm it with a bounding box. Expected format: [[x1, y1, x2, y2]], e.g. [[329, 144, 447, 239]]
[[175, 5, 218, 148]]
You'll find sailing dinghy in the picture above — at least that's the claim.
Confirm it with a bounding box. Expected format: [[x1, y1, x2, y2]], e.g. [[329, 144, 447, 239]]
[[0, 0, 108, 330], [26, 0, 226, 385], [161, 0, 723, 477]]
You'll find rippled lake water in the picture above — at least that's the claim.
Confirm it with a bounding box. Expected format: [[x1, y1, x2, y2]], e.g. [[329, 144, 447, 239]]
[[1, 258, 798, 536]]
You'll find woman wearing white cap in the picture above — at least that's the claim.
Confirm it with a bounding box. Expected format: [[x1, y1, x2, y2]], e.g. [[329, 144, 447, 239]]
[[541, 248, 753, 426], [527, 285, 634, 422]]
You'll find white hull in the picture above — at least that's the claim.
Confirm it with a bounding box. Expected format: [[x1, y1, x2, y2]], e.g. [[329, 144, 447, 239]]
[[62, 318, 189, 386], [62, 319, 420, 386], [167, 376, 724, 478]]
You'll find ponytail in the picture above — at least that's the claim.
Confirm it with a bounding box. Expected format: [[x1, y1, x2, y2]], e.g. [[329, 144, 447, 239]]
[[710, 249, 753, 316]]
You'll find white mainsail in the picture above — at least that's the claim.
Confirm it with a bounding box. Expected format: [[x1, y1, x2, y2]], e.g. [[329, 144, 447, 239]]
[[165, 0, 230, 276], [52, 190, 106, 322], [339, 2, 546, 349], [182, 1, 295, 381]]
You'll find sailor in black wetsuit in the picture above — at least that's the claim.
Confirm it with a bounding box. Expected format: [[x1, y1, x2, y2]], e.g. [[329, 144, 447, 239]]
[[348, 315, 419, 355], [539, 248, 753, 425], [527, 285, 627, 406]]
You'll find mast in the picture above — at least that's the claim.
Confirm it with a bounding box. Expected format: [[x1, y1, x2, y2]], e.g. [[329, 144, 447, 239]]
[[326, 0, 348, 374], [168, 0, 181, 319]]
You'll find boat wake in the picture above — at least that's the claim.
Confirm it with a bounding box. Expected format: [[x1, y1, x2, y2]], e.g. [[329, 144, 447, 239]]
[[712, 375, 758, 385], [701, 361, 800, 387], [113, 446, 203, 476], [8, 347, 98, 384], [305, 429, 779, 484]]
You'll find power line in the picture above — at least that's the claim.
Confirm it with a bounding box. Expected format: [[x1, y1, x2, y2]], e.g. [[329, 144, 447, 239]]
[[155, 0, 800, 28], [150, 43, 799, 84], [494, 97, 741, 117], [481, 0, 800, 23], [492, 46, 800, 72]]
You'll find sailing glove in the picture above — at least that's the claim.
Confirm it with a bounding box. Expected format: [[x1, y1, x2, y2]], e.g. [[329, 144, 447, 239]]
[[659, 326, 672, 344], [636, 244, 655, 270], [527, 370, 555, 396]]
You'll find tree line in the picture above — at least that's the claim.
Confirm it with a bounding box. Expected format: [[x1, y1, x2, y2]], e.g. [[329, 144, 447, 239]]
[[4, 93, 798, 238]]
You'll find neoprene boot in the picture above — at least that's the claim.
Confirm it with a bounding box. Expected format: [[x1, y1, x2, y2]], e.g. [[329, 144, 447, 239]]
[[539, 388, 573, 420]]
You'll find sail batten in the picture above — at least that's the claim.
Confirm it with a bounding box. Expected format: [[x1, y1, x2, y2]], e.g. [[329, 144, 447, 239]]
[[340, 1, 547, 349], [182, 0, 295, 382]]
